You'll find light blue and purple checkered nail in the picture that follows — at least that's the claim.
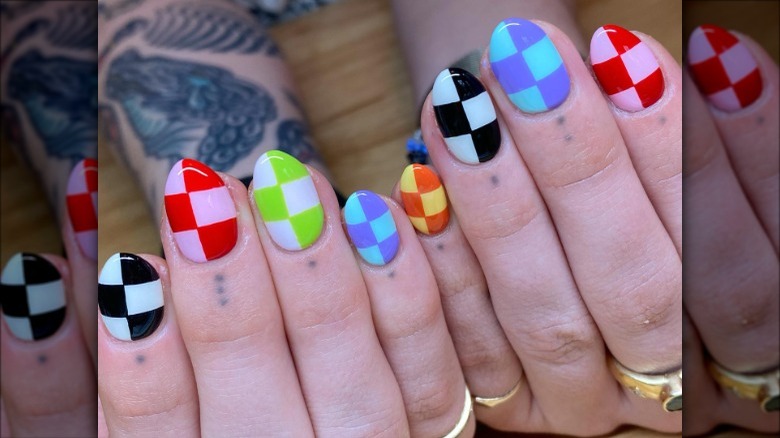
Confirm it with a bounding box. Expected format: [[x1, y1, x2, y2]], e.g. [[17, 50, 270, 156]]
[[344, 191, 399, 266], [489, 18, 570, 113]]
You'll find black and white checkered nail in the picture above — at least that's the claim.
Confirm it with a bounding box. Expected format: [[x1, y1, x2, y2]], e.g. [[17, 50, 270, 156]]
[[99, 253, 164, 341], [1, 253, 66, 341], [432, 68, 501, 164]]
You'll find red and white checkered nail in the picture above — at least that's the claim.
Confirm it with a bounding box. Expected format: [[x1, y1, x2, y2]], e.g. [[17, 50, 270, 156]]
[[590, 24, 664, 112], [688, 24, 762, 112], [66, 158, 98, 260], [164, 159, 238, 263]]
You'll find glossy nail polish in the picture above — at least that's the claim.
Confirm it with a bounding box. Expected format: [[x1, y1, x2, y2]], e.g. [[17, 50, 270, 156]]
[[164, 159, 238, 263], [1, 253, 66, 341], [344, 191, 399, 266], [489, 18, 570, 113], [400, 164, 449, 235], [66, 158, 98, 260], [253, 150, 324, 251], [590, 24, 664, 112], [99, 253, 164, 341], [432, 68, 501, 164], [688, 24, 762, 112]]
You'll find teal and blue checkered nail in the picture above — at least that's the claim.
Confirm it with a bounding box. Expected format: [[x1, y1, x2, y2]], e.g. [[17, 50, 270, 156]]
[[489, 18, 570, 113], [344, 191, 399, 266]]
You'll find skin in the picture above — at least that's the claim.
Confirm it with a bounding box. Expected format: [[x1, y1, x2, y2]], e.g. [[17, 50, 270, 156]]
[[396, 21, 683, 435], [98, 169, 475, 437]]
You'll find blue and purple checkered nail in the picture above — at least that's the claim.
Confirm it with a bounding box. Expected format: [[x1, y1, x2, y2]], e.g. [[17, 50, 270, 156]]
[[489, 18, 570, 113], [344, 191, 399, 266]]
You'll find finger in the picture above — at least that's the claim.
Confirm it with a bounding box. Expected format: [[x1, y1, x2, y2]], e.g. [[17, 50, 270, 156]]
[[682, 68, 779, 373], [63, 159, 98, 366], [97, 253, 199, 437], [161, 159, 312, 436], [485, 18, 681, 374], [392, 165, 523, 423], [688, 25, 779, 252], [251, 151, 408, 436], [1, 253, 95, 436], [423, 67, 616, 434], [589, 25, 682, 255], [343, 190, 475, 437]]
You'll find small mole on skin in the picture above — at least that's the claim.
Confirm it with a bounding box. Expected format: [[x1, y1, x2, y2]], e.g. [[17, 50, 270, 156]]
[[490, 175, 499, 187], [557, 116, 565, 125], [437, 243, 445, 251], [136, 355, 145, 364], [564, 134, 573, 142], [659, 116, 666, 125], [220, 297, 229, 307], [37, 354, 47, 364], [308, 260, 317, 268]]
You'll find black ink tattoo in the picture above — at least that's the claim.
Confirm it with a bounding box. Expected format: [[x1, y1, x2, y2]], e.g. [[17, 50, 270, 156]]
[[308, 259, 316, 268], [219, 297, 228, 307], [659, 115, 667, 125], [557, 115, 565, 125], [105, 50, 277, 171], [436, 243, 444, 251], [0, 2, 44, 20], [7, 50, 98, 164], [99, 1, 279, 64], [757, 116, 765, 125], [490, 175, 499, 187], [277, 119, 320, 165], [215, 274, 225, 295], [37, 354, 47, 364], [388, 270, 395, 278], [136, 354, 145, 364], [98, 0, 145, 20], [564, 134, 573, 142]]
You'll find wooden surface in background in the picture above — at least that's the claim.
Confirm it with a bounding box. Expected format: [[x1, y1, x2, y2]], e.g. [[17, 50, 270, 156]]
[[1, 0, 777, 436]]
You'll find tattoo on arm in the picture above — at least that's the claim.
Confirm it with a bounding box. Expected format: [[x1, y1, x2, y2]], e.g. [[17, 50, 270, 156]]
[[99, 1, 279, 64], [105, 50, 277, 171], [7, 50, 97, 165]]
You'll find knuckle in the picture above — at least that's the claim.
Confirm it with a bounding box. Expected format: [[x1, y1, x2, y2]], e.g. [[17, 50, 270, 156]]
[[457, 335, 516, 377], [520, 316, 599, 367], [406, 379, 460, 425], [383, 291, 442, 342], [542, 137, 622, 189], [438, 268, 486, 300], [292, 286, 364, 335], [467, 195, 543, 242]]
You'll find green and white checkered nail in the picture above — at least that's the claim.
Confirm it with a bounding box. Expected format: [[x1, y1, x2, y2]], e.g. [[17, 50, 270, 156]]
[[253, 150, 324, 251]]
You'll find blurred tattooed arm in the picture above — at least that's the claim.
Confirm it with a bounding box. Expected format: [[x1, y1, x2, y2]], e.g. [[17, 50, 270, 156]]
[[0, 0, 98, 223], [98, 0, 327, 224]]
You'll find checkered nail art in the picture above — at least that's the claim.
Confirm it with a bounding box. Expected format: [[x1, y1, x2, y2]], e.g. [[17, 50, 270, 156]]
[[66, 158, 98, 260], [344, 191, 399, 266], [591, 25, 664, 112], [164, 159, 238, 263], [99, 253, 164, 341], [1, 253, 66, 341], [490, 18, 570, 113], [400, 164, 449, 235], [433, 68, 501, 164], [253, 150, 324, 251], [688, 24, 762, 112]]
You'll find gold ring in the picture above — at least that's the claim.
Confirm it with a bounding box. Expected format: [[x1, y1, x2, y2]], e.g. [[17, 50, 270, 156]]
[[709, 362, 779, 412], [441, 386, 473, 438], [609, 356, 682, 412], [473, 379, 522, 408]]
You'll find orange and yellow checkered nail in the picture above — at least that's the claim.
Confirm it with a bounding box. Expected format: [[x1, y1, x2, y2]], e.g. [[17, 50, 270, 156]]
[[400, 164, 449, 235]]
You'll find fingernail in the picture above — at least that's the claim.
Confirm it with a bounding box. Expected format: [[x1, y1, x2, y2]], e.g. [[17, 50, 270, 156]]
[[489, 18, 570, 113], [400, 164, 449, 235], [1, 253, 66, 341], [688, 24, 762, 112], [432, 68, 501, 164], [344, 191, 399, 266], [590, 24, 664, 112], [253, 150, 324, 251], [66, 158, 98, 260], [98, 253, 164, 341], [164, 159, 238, 263]]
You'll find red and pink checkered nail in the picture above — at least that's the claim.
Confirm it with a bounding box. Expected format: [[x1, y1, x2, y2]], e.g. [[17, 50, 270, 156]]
[[591, 24, 665, 112], [164, 159, 237, 263], [688, 24, 762, 112], [66, 158, 98, 261]]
